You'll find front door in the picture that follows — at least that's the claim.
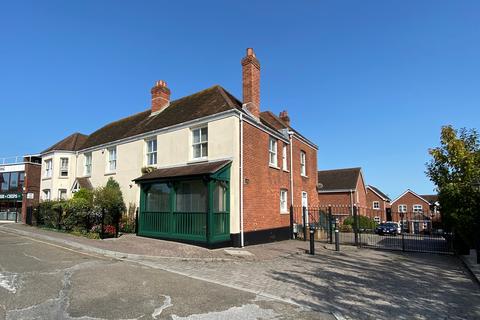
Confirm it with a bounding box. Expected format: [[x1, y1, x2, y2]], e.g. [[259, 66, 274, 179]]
[[302, 191, 308, 225]]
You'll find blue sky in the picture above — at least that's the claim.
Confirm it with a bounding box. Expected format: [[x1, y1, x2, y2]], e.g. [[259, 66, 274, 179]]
[[1, 1, 479, 198]]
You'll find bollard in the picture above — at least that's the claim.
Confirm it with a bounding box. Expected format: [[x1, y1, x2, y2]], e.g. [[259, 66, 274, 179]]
[[309, 226, 315, 255], [302, 206, 307, 242], [335, 229, 340, 251]]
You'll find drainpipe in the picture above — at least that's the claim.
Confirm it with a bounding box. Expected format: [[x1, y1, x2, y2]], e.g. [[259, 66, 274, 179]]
[[350, 190, 354, 215], [239, 113, 244, 247], [288, 131, 294, 206]]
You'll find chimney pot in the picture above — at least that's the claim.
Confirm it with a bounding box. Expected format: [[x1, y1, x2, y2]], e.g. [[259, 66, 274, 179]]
[[241, 48, 260, 119], [151, 80, 171, 114]]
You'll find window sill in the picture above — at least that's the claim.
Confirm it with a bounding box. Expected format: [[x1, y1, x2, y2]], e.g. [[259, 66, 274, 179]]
[[189, 158, 208, 164], [282, 169, 289, 173], [269, 164, 280, 170], [104, 172, 116, 176], [42, 177, 52, 181], [58, 176, 69, 179], [280, 211, 290, 215], [301, 174, 309, 178]]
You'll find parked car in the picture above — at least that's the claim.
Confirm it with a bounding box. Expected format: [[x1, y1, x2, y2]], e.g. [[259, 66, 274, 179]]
[[385, 221, 402, 235], [375, 222, 401, 236]]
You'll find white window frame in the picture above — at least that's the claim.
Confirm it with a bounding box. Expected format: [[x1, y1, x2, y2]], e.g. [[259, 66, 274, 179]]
[[192, 127, 208, 160], [269, 137, 278, 167], [107, 147, 117, 173], [59, 157, 69, 177], [280, 189, 288, 214], [300, 151, 306, 176], [282, 145, 287, 171], [374, 216, 381, 224], [58, 189, 67, 200], [44, 159, 53, 178], [84, 153, 92, 176], [373, 201, 380, 210], [145, 138, 158, 166], [398, 204, 407, 213], [43, 189, 51, 201], [413, 204, 423, 213]]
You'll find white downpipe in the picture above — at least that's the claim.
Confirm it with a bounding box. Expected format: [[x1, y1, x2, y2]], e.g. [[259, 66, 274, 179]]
[[350, 190, 354, 215], [239, 113, 244, 247], [288, 132, 294, 206]]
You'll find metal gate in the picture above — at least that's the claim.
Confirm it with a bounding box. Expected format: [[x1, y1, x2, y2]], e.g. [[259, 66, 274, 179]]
[[292, 205, 454, 254]]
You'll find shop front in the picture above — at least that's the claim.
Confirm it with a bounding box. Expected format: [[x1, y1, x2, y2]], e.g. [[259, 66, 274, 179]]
[[0, 193, 22, 221], [134, 160, 231, 246]]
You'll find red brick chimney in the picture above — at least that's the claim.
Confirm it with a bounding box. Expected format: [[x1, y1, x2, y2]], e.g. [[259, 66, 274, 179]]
[[151, 80, 170, 114], [241, 48, 260, 118], [279, 110, 290, 126]]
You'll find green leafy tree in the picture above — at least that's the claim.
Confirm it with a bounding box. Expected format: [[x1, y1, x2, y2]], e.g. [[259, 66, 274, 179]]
[[426, 125, 480, 246], [63, 189, 94, 231], [94, 178, 126, 227]]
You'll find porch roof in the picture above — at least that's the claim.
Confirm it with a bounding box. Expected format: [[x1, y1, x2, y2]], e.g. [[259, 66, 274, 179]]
[[133, 160, 231, 183]]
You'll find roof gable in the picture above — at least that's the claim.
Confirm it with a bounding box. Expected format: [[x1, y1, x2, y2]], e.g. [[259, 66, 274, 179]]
[[367, 185, 390, 201], [391, 189, 431, 205], [317, 167, 362, 192]]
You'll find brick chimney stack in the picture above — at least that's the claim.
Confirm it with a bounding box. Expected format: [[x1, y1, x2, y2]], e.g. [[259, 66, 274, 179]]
[[151, 80, 171, 114], [279, 110, 290, 126], [241, 48, 260, 118]]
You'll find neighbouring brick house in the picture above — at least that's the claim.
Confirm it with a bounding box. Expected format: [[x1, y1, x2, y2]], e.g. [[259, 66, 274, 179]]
[[366, 185, 391, 223], [317, 167, 367, 215], [0, 155, 41, 223], [39, 48, 318, 247], [390, 189, 440, 234]]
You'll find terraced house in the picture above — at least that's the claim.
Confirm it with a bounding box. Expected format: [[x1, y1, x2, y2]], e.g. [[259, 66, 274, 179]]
[[40, 48, 318, 247]]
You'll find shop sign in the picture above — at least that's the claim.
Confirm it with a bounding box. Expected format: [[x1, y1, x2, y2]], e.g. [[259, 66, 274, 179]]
[[0, 193, 23, 201], [27, 192, 34, 199]]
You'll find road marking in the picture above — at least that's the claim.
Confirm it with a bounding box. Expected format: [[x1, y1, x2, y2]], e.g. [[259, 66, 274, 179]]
[[0, 230, 109, 261], [152, 295, 172, 319]]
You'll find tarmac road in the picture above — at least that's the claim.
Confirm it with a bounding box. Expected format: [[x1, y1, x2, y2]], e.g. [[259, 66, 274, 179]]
[[0, 230, 331, 320]]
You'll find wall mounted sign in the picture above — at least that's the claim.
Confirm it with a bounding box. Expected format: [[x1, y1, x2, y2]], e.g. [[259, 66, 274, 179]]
[[0, 193, 22, 201], [27, 192, 34, 199]]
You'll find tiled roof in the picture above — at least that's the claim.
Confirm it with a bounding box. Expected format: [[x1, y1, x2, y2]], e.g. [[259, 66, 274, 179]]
[[42, 133, 88, 153], [76, 177, 93, 190], [133, 160, 231, 182], [81, 85, 243, 150], [420, 194, 439, 204], [367, 185, 391, 201], [317, 168, 362, 191]]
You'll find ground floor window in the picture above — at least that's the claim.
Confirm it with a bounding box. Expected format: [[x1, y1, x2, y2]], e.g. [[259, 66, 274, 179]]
[[176, 180, 207, 213]]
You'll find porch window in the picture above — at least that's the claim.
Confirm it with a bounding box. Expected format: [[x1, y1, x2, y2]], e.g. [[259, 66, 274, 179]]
[[213, 182, 228, 212], [192, 127, 208, 159], [146, 183, 170, 212], [176, 180, 207, 212], [60, 158, 69, 177]]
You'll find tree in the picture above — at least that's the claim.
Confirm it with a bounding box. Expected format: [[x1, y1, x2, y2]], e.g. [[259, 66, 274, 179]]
[[426, 125, 480, 247], [94, 178, 126, 228]]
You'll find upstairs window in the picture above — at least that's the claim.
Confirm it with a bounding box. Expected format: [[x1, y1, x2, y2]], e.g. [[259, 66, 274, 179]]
[[146, 139, 158, 166], [398, 204, 407, 213], [269, 137, 277, 167], [413, 204, 423, 213], [282, 145, 287, 170], [84, 153, 92, 176], [108, 147, 117, 172], [60, 158, 69, 177], [44, 159, 53, 178], [300, 151, 306, 176], [373, 201, 380, 210], [192, 127, 208, 159]]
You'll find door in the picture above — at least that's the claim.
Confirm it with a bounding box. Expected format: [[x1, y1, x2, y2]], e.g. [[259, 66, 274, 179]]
[[301, 191, 308, 225]]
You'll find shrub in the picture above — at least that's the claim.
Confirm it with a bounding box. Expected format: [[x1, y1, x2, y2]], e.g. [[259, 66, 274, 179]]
[[37, 200, 65, 228], [339, 224, 353, 232], [343, 215, 377, 230]]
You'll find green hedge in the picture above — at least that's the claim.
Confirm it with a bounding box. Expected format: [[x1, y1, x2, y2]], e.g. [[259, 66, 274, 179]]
[[343, 215, 377, 230]]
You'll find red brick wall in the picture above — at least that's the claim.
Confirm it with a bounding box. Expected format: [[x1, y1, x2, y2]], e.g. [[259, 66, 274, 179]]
[[365, 189, 388, 221], [355, 174, 367, 209], [390, 191, 432, 221], [21, 163, 41, 222], [242, 123, 318, 232], [318, 192, 352, 207]]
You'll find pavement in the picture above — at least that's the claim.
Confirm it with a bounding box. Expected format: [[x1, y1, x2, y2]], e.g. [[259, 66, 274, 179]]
[[1, 223, 480, 319], [461, 249, 480, 284]]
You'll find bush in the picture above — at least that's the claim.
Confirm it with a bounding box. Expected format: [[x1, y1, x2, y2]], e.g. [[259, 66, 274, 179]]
[[339, 224, 353, 232], [36, 200, 65, 228], [343, 215, 377, 230]]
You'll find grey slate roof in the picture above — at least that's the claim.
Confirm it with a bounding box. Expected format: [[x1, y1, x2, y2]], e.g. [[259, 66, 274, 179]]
[[367, 185, 391, 201], [317, 168, 362, 191], [42, 133, 88, 153]]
